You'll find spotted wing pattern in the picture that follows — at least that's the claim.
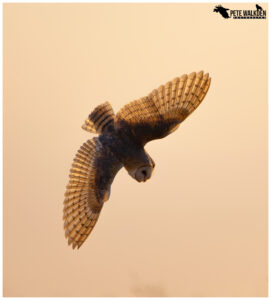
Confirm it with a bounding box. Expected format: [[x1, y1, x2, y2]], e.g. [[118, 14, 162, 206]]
[[115, 71, 211, 145], [63, 137, 121, 249]]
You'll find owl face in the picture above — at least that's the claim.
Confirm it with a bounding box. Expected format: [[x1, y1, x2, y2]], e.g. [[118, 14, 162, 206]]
[[122, 147, 155, 183], [128, 165, 154, 182]]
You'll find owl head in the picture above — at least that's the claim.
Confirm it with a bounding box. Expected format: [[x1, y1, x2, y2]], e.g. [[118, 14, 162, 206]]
[[128, 165, 154, 182], [124, 150, 155, 182]]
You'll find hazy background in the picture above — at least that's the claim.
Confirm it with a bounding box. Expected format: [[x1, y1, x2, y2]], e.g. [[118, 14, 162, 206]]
[[3, 3, 267, 297]]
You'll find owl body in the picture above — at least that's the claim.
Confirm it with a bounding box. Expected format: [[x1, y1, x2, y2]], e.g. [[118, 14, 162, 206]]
[[98, 130, 154, 183], [64, 71, 211, 249]]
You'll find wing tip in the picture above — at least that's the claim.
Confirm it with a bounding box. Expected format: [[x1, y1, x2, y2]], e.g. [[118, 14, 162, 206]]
[[180, 74, 188, 81], [197, 70, 204, 78], [188, 71, 196, 78]]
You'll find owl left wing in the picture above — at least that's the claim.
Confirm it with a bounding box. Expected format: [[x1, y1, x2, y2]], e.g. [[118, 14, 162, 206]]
[[64, 137, 122, 249], [115, 71, 211, 145]]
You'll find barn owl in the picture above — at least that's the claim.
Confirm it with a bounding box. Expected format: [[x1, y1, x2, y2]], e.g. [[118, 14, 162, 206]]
[[64, 71, 211, 249]]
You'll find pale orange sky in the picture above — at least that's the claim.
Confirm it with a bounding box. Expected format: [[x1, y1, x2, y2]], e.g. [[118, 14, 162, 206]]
[[3, 3, 268, 297]]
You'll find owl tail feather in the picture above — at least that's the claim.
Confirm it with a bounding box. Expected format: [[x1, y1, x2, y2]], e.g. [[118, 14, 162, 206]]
[[82, 101, 115, 134]]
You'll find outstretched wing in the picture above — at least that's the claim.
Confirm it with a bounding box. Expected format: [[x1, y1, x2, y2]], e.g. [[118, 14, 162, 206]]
[[115, 71, 211, 145], [63, 137, 122, 249]]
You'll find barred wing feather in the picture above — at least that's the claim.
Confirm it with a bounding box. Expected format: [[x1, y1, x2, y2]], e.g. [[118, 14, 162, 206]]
[[115, 71, 211, 145]]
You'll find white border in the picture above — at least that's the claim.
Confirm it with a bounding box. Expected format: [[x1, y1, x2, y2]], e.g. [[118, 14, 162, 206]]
[[0, 0, 269, 3], [0, 1, 269, 299]]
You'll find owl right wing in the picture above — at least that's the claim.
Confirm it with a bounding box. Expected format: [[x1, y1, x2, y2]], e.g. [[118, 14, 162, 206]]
[[115, 71, 211, 145], [63, 137, 122, 249]]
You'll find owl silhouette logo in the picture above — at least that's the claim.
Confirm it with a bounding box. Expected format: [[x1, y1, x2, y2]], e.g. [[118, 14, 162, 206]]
[[213, 4, 266, 20], [213, 5, 230, 19]]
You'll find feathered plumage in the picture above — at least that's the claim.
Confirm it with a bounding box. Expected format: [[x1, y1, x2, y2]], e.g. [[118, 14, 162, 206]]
[[64, 71, 211, 249]]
